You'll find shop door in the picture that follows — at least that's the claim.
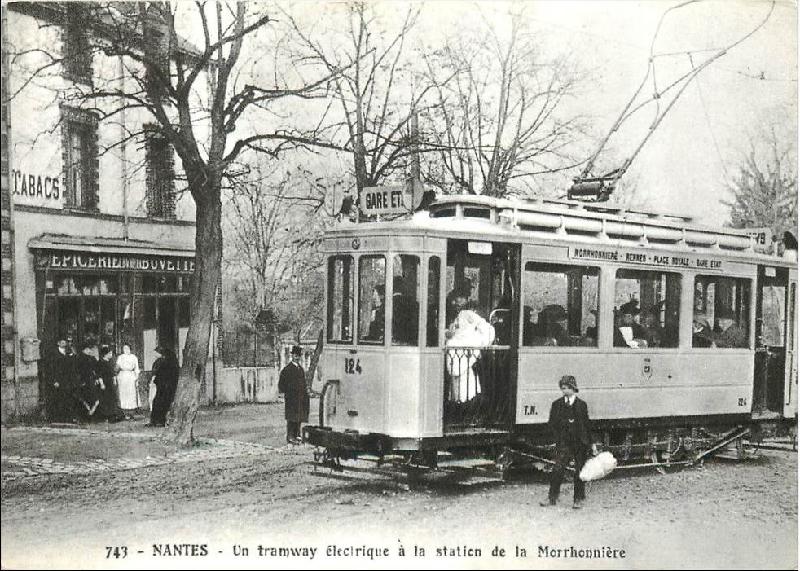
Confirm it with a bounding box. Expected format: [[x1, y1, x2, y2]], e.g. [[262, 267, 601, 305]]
[[754, 266, 789, 414]]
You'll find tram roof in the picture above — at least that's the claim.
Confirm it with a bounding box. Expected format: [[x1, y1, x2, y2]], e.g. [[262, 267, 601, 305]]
[[326, 194, 796, 267]]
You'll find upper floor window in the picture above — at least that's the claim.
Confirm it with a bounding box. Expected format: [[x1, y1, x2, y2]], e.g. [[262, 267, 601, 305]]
[[61, 107, 99, 211], [62, 4, 93, 85], [145, 127, 176, 219], [523, 263, 599, 347], [693, 276, 751, 349], [614, 269, 681, 349]]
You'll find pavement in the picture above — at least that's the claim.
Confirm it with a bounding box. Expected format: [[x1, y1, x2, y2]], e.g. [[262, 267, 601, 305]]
[[1, 401, 308, 481]]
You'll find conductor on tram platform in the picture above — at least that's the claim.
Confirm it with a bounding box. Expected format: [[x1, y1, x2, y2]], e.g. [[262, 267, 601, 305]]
[[541, 375, 595, 509]]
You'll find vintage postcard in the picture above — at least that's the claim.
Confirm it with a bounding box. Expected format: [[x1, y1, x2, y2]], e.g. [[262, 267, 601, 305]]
[[1, 1, 797, 569]]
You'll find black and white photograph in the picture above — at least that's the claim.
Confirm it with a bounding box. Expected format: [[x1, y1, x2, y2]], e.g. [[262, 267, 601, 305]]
[[0, 1, 797, 569]]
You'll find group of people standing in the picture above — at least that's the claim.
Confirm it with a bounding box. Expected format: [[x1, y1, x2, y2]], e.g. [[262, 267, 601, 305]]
[[43, 338, 180, 427]]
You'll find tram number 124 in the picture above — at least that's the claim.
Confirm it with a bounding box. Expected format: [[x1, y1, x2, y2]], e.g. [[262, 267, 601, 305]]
[[344, 358, 362, 375]]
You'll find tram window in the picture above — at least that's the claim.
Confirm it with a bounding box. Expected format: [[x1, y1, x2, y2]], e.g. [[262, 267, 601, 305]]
[[392, 255, 420, 346], [326, 255, 354, 344], [522, 263, 599, 347], [693, 276, 751, 349], [427, 257, 441, 347], [761, 285, 786, 346], [358, 255, 386, 344], [614, 270, 680, 348]]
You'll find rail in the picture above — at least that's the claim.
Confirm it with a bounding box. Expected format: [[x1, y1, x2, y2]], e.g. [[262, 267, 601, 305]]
[[443, 346, 512, 431]]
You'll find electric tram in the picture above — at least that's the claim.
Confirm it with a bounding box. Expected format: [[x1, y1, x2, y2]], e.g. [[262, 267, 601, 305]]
[[304, 193, 798, 470]]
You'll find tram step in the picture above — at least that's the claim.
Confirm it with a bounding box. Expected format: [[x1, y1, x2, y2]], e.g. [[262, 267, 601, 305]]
[[437, 458, 497, 469]]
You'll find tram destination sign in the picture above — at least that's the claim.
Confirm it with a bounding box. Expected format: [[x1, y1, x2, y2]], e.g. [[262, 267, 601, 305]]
[[360, 185, 411, 216], [36, 252, 196, 273], [569, 247, 725, 271]]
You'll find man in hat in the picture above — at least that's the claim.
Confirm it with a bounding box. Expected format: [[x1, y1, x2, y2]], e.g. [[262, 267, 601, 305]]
[[446, 278, 473, 327], [43, 337, 79, 422], [540, 304, 571, 347], [541, 375, 595, 509], [713, 307, 747, 348], [278, 345, 310, 444], [613, 300, 648, 347]]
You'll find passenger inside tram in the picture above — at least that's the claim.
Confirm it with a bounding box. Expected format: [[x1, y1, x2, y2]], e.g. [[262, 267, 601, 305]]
[[391, 275, 419, 345], [692, 318, 714, 347], [364, 284, 386, 342], [538, 304, 571, 346], [445, 278, 474, 327], [613, 300, 649, 348], [713, 307, 748, 348], [640, 302, 666, 348]]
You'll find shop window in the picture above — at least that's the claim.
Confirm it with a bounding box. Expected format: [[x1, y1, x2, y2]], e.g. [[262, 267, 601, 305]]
[[615, 269, 681, 348], [523, 263, 599, 347], [392, 255, 420, 346], [160, 275, 178, 293], [358, 256, 386, 344], [427, 257, 441, 347], [326, 256, 354, 344], [693, 276, 751, 349]]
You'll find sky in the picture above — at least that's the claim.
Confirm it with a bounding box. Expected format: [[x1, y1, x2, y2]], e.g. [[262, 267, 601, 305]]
[[176, 0, 797, 227], [418, 0, 797, 225]]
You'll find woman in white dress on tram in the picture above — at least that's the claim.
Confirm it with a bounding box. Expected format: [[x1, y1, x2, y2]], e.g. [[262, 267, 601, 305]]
[[116, 343, 140, 413]]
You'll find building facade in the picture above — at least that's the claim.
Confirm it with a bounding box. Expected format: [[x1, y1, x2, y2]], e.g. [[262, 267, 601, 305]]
[[1, 3, 202, 420]]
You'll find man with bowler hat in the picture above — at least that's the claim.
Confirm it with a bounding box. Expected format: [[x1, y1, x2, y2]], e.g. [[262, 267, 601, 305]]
[[541, 375, 595, 509], [279, 345, 310, 444]]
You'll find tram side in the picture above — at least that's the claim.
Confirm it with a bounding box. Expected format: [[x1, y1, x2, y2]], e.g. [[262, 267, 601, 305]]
[[307, 218, 797, 460], [513, 243, 764, 438]]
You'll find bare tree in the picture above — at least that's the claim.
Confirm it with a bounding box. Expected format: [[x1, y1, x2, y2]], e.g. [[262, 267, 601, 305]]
[[224, 156, 333, 340], [422, 8, 585, 197], [727, 127, 797, 238], [10, 2, 349, 445], [285, 2, 435, 193]]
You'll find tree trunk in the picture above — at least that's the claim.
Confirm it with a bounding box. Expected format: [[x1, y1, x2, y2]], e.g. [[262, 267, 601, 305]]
[[168, 182, 222, 446]]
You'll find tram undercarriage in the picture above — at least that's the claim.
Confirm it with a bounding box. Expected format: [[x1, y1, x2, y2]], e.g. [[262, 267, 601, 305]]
[[304, 415, 797, 483]]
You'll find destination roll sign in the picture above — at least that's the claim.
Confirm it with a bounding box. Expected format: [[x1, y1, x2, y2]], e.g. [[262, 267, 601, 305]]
[[569, 247, 725, 271], [360, 185, 411, 216]]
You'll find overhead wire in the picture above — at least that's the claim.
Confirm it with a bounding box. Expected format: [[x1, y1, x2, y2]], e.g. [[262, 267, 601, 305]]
[[578, 0, 776, 187]]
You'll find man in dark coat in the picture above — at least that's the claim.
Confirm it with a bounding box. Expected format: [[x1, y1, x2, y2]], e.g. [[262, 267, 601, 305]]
[[147, 346, 180, 427], [541, 375, 595, 509], [278, 345, 310, 444], [44, 338, 79, 422]]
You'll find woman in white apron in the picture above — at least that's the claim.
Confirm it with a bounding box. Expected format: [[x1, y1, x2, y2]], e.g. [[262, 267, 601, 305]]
[[445, 309, 495, 401], [115, 344, 140, 412]]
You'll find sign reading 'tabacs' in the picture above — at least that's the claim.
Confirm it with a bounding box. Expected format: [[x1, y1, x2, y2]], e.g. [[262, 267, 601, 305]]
[[360, 185, 410, 216]]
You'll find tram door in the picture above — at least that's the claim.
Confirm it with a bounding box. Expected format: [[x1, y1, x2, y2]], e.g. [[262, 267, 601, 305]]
[[785, 276, 797, 418], [443, 240, 520, 431], [754, 266, 789, 414]]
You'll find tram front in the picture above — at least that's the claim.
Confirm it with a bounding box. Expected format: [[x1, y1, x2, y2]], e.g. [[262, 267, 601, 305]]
[[304, 225, 447, 456]]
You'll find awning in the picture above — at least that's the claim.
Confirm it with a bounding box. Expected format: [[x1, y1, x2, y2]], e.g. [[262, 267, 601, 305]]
[[28, 233, 194, 257]]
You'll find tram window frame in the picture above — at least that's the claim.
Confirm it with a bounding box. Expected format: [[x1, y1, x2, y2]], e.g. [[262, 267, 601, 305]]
[[427, 256, 441, 347], [392, 254, 421, 346], [692, 275, 751, 349], [613, 269, 681, 349], [326, 255, 354, 344], [522, 262, 600, 348], [358, 255, 387, 345]]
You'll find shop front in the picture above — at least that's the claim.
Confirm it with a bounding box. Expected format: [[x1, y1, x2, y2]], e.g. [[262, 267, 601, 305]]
[[32, 244, 195, 373]]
